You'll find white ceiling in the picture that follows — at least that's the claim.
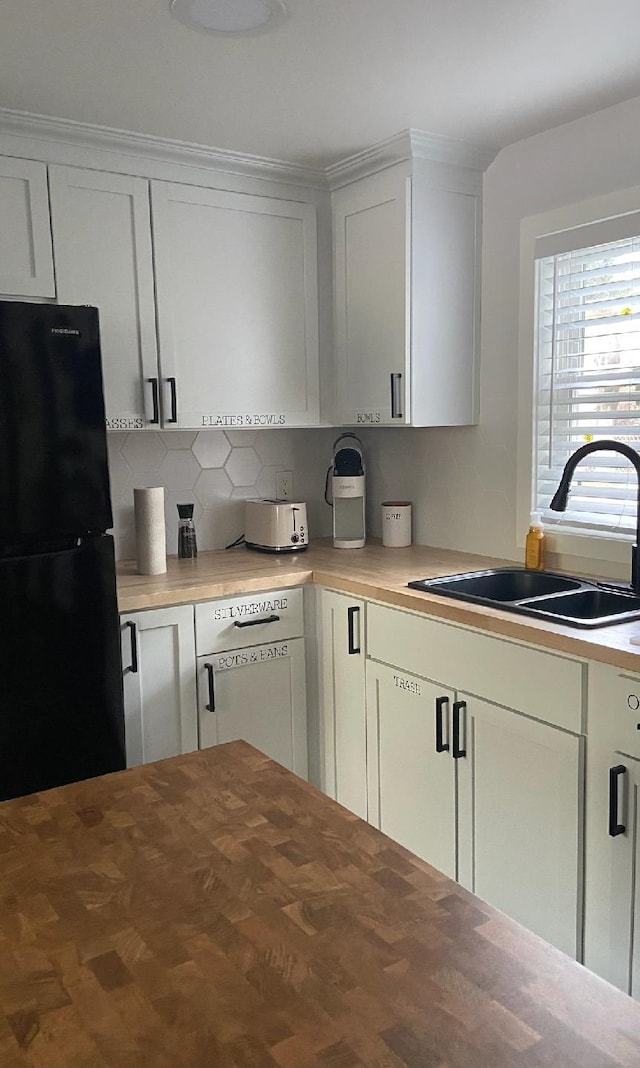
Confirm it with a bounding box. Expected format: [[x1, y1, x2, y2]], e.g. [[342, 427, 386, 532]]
[[2, 0, 640, 170]]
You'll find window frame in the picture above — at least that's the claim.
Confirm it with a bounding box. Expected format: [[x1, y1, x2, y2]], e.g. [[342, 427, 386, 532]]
[[517, 184, 640, 575]]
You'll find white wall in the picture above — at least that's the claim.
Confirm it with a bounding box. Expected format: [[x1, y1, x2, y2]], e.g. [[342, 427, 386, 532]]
[[362, 94, 640, 575]]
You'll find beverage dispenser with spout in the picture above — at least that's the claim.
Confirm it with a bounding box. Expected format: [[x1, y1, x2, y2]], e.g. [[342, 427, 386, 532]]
[[325, 433, 366, 548]]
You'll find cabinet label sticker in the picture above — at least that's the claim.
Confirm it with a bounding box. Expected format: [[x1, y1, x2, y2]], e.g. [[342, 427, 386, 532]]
[[215, 643, 289, 670], [214, 596, 287, 621], [201, 414, 287, 427], [393, 674, 421, 696], [107, 416, 145, 429], [356, 412, 382, 424]]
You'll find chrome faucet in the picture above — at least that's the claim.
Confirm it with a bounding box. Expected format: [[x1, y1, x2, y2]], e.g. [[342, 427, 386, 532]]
[[549, 439, 640, 593]]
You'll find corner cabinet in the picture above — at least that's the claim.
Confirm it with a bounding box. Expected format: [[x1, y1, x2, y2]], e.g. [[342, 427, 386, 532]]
[[151, 182, 320, 430], [0, 156, 54, 297], [319, 589, 367, 819], [120, 605, 198, 768], [331, 156, 483, 427]]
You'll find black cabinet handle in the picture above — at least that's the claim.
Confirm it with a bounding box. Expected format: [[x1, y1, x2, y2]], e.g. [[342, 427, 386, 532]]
[[452, 700, 466, 759], [204, 662, 216, 712], [124, 621, 138, 674], [233, 614, 280, 629], [609, 764, 626, 837], [147, 378, 159, 425], [390, 372, 403, 419], [347, 605, 361, 654], [167, 377, 178, 423], [435, 696, 449, 753]]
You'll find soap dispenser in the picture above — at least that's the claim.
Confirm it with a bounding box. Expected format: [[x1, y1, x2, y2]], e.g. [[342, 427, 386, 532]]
[[525, 512, 545, 570]]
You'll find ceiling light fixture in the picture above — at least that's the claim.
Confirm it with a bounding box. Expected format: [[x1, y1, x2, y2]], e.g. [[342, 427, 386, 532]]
[[169, 0, 288, 35]]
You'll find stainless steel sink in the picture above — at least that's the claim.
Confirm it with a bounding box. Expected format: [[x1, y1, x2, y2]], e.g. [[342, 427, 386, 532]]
[[408, 567, 640, 628]]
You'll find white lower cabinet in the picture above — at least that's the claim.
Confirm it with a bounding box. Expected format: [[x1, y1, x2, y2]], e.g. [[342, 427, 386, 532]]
[[319, 589, 367, 818], [197, 639, 307, 775], [365, 661, 456, 877], [120, 605, 198, 767], [362, 601, 585, 959], [195, 588, 308, 777], [584, 664, 640, 998]]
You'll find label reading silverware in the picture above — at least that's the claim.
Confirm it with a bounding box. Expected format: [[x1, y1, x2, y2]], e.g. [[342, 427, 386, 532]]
[[214, 596, 288, 621]]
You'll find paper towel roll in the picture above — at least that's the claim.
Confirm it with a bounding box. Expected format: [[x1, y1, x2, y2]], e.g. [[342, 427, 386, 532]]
[[134, 487, 167, 575]]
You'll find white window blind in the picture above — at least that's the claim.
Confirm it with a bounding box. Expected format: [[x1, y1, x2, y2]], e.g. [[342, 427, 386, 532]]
[[534, 230, 640, 536]]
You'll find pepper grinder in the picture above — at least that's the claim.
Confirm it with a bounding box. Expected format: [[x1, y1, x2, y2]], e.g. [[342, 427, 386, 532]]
[[177, 503, 197, 559]]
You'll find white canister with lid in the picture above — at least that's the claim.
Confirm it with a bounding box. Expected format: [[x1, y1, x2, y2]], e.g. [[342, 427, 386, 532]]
[[381, 501, 412, 547]]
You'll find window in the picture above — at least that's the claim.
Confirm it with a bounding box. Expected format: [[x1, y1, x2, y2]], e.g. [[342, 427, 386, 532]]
[[534, 218, 640, 538]]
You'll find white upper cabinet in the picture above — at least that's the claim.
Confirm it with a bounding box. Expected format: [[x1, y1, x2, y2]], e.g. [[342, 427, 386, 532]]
[[332, 157, 483, 427], [49, 166, 160, 430], [151, 181, 320, 429], [0, 156, 54, 297]]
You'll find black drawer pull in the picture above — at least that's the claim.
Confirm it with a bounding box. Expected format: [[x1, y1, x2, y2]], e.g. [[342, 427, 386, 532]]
[[147, 377, 159, 425], [452, 700, 466, 759], [233, 614, 280, 629], [435, 696, 449, 753], [609, 764, 626, 837], [204, 662, 216, 712], [347, 605, 361, 654], [124, 620, 138, 674]]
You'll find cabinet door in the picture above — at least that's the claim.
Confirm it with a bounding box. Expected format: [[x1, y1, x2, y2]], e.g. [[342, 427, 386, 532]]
[[197, 638, 307, 777], [333, 169, 409, 426], [320, 590, 367, 818], [152, 182, 319, 429], [0, 157, 54, 297], [457, 695, 583, 958], [603, 754, 640, 997], [366, 660, 456, 877], [120, 606, 197, 767], [49, 166, 159, 431]]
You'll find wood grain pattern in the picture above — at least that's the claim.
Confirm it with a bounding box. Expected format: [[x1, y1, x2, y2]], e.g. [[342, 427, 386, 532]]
[[117, 538, 640, 672], [1, 741, 640, 1067]]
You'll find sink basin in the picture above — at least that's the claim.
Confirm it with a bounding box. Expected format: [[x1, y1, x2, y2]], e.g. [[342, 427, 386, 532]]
[[522, 589, 640, 624], [419, 567, 580, 602], [408, 567, 640, 628]]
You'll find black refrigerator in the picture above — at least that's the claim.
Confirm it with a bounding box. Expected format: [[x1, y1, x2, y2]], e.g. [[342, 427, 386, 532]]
[[0, 300, 126, 801]]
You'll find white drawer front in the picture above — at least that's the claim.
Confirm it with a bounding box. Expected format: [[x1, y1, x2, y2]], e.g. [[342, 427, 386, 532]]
[[367, 602, 584, 733], [600, 671, 640, 760], [195, 587, 304, 654]]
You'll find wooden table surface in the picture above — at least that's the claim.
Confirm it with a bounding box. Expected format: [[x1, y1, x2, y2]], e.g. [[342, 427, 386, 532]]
[[1, 742, 640, 1068]]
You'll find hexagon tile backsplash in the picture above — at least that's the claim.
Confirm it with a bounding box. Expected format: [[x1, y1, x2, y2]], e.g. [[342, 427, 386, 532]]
[[107, 429, 336, 561]]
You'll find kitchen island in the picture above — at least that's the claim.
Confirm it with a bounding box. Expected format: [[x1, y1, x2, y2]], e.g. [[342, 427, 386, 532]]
[[1, 741, 639, 1067]]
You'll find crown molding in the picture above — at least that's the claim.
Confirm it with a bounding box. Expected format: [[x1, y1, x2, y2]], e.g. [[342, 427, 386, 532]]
[[326, 128, 499, 189], [0, 107, 328, 190], [0, 108, 499, 193]]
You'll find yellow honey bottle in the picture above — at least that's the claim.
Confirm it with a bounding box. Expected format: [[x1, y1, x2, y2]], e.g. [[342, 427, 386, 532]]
[[525, 512, 545, 570]]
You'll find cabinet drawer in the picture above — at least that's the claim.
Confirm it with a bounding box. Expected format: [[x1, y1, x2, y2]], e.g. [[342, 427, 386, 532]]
[[195, 587, 303, 654], [598, 671, 640, 760], [367, 602, 584, 733]]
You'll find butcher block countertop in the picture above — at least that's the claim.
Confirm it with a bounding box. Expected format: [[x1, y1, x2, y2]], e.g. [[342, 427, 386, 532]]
[[117, 539, 640, 672], [1, 741, 640, 1068]]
